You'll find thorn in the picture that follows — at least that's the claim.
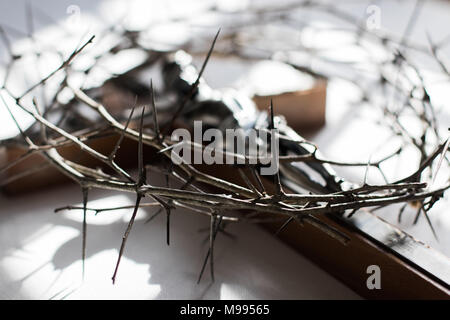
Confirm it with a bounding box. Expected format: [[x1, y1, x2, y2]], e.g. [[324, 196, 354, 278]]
[[430, 136, 450, 189], [209, 214, 216, 282], [180, 175, 196, 190], [162, 28, 220, 137], [164, 164, 171, 188], [422, 207, 439, 241], [158, 142, 183, 154], [147, 195, 172, 245], [197, 215, 222, 284], [238, 168, 262, 198], [347, 208, 358, 218], [268, 99, 275, 130], [81, 187, 88, 281], [112, 194, 142, 284], [166, 208, 171, 246], [250, 167, 266, 195], [275, 216, 294, 236], [397, 203, 407, 223], [413, 205, 421, 225], [149, 79, 160, 141], [138, 105, 146, 187], [109, 96, 137, 161], [268, 100, 283, 197]]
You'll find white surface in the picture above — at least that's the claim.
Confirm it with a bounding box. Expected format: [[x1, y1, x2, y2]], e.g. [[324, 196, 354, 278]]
[[0, 183, 359, 299]]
